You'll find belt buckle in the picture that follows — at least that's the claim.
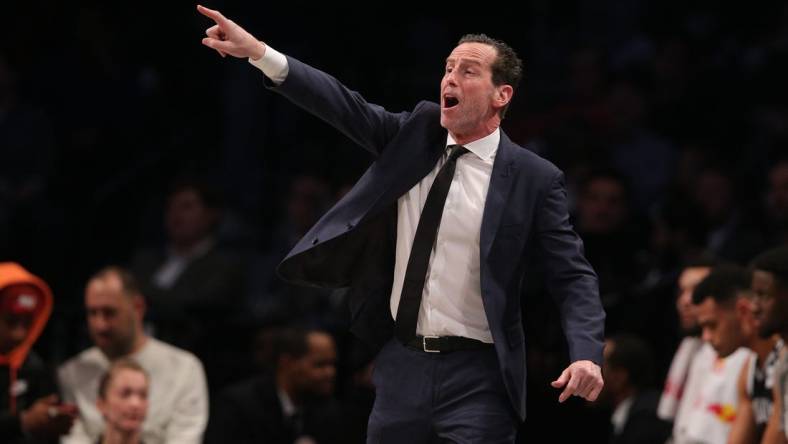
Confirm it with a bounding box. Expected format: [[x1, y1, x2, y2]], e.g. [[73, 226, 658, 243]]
[[422, 335, 441, 353]]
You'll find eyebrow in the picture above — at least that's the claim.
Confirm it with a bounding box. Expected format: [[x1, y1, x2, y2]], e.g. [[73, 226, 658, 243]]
[[445, 58, 483, 67]]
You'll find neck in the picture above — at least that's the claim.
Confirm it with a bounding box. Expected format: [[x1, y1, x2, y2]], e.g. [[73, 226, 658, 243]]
[[276, 373, 302, 406], [749, 335, 777, 365], [171, 238, 204, 256], [450, 119, 500, 146], [613, 387, 635, 408], [102, 427, 141, 444], [124, 333, 148, 357]]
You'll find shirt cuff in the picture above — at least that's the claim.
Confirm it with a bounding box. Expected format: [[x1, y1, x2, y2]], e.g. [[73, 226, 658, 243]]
[[248, 45, 289, 85]]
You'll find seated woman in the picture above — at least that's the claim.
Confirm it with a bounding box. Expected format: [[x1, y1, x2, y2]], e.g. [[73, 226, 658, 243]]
[[96, 359, 149, 444]]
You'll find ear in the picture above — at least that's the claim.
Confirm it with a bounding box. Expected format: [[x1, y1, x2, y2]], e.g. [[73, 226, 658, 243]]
[[735, 297, 752, 319], [132, 294, 146, 319], [96, 397, 106, 416], [278, 354, 294, 371], [494, 84, 513, 111]]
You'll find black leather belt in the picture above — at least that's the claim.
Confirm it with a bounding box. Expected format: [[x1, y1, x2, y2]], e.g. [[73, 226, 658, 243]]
[[405, 335, 494, 353]]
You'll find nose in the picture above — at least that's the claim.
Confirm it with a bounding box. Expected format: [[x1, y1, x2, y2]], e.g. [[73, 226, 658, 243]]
[[10, 324, 29, 346], [702, 328, 713, 344], [443, 70, 457, 86], [91, 315, 110, 333]]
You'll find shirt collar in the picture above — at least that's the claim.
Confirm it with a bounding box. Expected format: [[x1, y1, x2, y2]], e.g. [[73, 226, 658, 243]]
[[277, 388, 297, 418], [611, 395, 634, 435], [446, 128, 500, 161]]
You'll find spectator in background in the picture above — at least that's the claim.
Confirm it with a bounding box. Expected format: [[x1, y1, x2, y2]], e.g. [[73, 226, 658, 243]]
[[250, 173, 336, 327], [750, 246, 788, 443], [766, 156, 788, 246], [604, 78, 677, 213], [0, 262, 77, 443], [58, 266, 207, 444], [95, 359, 148, 444], [0, 53, 57, 270], [574, 168, 647, 334], [691, 265, 781, 443], [205, 327, 349, 444], [657, 260, 713, 420], [600, 334, 670, 444], [669, 267, 753, 444], [634, 199, 709, 373], [131, 177, 245, 387], [692, 165, 766, 263]]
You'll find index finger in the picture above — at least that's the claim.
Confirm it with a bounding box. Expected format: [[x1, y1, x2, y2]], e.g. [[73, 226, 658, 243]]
[[558, 375, 578, 403], [196, 4, 227, 24]]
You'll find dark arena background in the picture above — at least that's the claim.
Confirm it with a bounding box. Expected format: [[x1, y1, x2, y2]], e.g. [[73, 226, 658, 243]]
[[3, 1, 788, 442]]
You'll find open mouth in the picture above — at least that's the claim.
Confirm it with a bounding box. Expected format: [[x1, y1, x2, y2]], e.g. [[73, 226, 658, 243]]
[[443, 94, 459, 109]]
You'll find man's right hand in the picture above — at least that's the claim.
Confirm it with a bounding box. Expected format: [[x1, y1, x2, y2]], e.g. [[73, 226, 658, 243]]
[[20, 394, 77, 438], [197, 5, 266, 60]]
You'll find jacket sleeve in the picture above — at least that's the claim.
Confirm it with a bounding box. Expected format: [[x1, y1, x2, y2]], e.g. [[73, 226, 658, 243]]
[[535, 170, 605, 365], [266, 56, 412, 157]]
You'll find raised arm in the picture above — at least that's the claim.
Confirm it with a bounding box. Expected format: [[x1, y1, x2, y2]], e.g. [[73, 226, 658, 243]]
[[196, 5, 410, 155]]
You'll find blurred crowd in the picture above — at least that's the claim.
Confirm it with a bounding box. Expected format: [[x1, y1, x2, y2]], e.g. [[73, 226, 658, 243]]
[[3, 0, 788, 443]]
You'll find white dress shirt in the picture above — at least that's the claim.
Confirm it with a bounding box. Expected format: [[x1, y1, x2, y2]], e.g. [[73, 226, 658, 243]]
[[250, 46, 496, 343]]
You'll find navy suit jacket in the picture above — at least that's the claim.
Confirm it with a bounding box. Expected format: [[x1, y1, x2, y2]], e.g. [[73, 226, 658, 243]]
[[273, 56, 605, 420]]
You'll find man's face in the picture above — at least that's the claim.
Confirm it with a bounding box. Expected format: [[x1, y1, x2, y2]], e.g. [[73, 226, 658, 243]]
[[440, 42, 501, 140], [289, 332, 337, 397], [753, 270, 788, 338], [0, 312, 33, 354], [696, 297, 743, 357], [165, 189, 216, 247], [769, 163, 788, 222], [676, 267, 711, 333], [577, 177, 627, 234], [85, 275, 139, 359]]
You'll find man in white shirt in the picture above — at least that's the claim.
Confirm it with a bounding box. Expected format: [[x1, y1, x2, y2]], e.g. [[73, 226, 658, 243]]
[[658, 261, 714, 420], [58, 266, 208, 444], [197, 5, 605, 443]]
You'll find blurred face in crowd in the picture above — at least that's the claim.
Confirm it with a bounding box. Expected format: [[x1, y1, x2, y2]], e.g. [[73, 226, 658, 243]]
[[287, 176, 328, 235], [577, 177, 628, 235], [0, 284, 41, 354], [440, 42, 511, 144], [695, 170, 733, 225], [284, 332, 337, 397], [769, 162, 788, 222], [166, 188, 217, 249], [85, 273, 143, 359], [676, 266, 711, 333], [0, 312, 32, 353], [97, 368, 148, 434], [695, 296, 745, 358], [753, 270, 788, 338]]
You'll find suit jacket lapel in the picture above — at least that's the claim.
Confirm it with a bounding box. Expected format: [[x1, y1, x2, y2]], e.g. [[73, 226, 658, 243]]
[[372, 129, 447, 213], [480, 131, 519, 260]]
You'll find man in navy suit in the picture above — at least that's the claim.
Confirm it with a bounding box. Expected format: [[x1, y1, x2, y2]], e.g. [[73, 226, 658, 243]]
[[198, 6, 605, 443]]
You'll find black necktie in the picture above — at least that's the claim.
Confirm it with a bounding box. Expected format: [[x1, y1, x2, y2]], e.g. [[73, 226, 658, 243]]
[[395, 144, 469, 342]]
